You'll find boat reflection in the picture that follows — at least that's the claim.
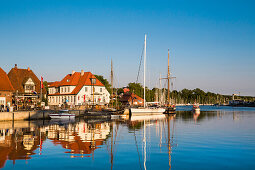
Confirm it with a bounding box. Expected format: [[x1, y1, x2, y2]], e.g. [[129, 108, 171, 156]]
[[127, 114, 176, 170], [0, 110, 225, 169]]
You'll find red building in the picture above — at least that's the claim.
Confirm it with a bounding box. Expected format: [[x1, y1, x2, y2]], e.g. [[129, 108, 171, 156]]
[[0, 67, 14, 110], [119, 91, 144, 106]]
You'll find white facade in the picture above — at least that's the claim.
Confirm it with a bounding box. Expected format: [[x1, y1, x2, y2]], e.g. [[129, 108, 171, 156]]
[[48, 85, 110, 106]]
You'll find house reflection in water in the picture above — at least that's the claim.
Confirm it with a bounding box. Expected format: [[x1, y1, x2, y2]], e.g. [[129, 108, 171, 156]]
[[47, 121, 111, 157], [0, 121, 111, 167], [0, 127, 46, 168]]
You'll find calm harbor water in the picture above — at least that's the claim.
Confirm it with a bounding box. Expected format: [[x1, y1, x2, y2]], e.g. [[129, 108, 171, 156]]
[[1, 106, 255, 169]]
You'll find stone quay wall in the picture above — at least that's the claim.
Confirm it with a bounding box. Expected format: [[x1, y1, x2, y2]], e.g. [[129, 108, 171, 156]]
[[0, 110, 85, 121]]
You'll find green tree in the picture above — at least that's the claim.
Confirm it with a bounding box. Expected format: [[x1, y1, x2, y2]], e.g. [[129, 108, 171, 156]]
[[94, 75, 112, 94]]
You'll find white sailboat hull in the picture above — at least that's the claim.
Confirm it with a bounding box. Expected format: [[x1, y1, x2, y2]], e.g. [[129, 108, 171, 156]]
[[49, 113, 75, 119], [130, 108, 165, 116]]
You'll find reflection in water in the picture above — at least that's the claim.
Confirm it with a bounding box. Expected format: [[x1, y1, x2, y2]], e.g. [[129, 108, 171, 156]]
[[127, 114, 176, 170], [0, 127, 46, 168], [0, 120, 111, 168], [0, 107, 255, 169], [46, 120, 110, 157]]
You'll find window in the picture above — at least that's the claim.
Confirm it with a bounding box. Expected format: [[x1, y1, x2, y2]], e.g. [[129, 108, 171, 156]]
[[100, 88, 102, 92], [25, 85, 34, 90], [65, 87, 66, 92], [85, 87, 88, 92], [91, 78, 96, 84], [68, 87, 70, 92]]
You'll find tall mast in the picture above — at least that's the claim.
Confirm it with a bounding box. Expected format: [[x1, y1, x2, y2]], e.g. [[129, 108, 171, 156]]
[[159, 74, 162, 105], [144, 34, 147, 108], [111, 59, 114, 107], [167, 49, 170, 106]]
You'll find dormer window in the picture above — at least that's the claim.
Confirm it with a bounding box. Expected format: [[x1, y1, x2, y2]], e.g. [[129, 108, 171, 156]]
[[90, 78, 96, 84], [67, 79, 70, 82]]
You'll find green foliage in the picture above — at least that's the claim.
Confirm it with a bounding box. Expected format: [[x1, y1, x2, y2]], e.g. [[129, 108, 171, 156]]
[[127, 82, 143, 98], [124, 85, 255, 104], [94, 75, 112, 94]]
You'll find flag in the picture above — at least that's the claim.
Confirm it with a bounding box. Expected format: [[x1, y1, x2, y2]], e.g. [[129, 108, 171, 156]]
[[41, 76, 43, 89]]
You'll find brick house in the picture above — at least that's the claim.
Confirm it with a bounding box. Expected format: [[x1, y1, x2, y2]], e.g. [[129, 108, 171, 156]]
[[119, 92, 144, 106], [7, 64, 46, 109], [0, 67, 14, 110]]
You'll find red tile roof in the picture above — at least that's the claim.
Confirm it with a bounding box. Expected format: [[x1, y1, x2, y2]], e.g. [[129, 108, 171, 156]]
[[119, 92, 144, 102], [49, 71, 105, 95], [48, 81, 61, 87], [0, 67, 14, 91], [7, 67, 46, 93]]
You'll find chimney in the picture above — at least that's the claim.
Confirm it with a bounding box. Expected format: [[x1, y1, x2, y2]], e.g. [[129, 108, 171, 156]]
[[81, 70, 84, 76], [72, 70, 75, 75], [27, 67, 30, 71], [15, 64, 17, 69]]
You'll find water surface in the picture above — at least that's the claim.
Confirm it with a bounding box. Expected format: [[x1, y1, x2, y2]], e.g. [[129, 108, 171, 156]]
[[1, 106, 255, 169]]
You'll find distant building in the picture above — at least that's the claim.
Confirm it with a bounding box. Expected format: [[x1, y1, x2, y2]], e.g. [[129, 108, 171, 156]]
[[0, 67, 14, 110], [48, 70, 110, 106], [7, 64, 46, 109], [119, 91, 144, 106]]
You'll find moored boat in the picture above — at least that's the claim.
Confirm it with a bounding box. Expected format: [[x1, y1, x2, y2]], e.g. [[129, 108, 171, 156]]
[[130, 34, 165, 116], [192, 104, 200, 114], [164, 105, 176, 114], [130, 107, 165, 116], [49, 110, 75, 119]]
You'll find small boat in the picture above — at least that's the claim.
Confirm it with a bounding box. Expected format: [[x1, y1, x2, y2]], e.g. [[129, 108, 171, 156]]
[[49, 110, 75, 119], [164, 105, 176, 114], [192, 104, 200, 114]]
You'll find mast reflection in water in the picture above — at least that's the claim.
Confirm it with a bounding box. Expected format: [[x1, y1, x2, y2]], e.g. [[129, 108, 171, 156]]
[[0, 106, 255, 169]]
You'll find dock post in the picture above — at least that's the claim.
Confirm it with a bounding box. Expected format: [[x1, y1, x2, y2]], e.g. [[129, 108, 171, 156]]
[[29, 112, 30, 121]]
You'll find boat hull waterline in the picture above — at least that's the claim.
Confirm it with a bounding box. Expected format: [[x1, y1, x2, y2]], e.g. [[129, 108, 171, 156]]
[[49, 113, 75, 119], [130, 108, 166, 116]]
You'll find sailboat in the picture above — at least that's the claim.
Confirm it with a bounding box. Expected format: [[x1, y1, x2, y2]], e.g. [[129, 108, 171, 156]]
[[130, 34, 165, 115], [164, 49, 176, 114]]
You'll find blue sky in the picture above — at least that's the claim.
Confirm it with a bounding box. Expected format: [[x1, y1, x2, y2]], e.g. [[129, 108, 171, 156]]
[[0, 0, 254, 96]]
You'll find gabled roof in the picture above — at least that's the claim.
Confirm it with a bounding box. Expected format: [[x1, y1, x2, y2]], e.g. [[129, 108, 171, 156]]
[[119, 92, 144, 102], [0, 67, 14, 91], [48, 81, 61, 87], [49, 71, 105, 95], [7, 66, 46, 93]]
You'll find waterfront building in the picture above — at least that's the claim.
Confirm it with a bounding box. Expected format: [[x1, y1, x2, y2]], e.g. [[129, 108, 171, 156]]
[[7, 64, 46, 109], [119, 91, 144, 106], [48, 70, 110, 106], [0, 67, 14, 110]]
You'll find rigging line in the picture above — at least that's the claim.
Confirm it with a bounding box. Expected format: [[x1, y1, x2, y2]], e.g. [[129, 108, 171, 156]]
[[133, 130, 143, 170], [136, 45, 144, 84]]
